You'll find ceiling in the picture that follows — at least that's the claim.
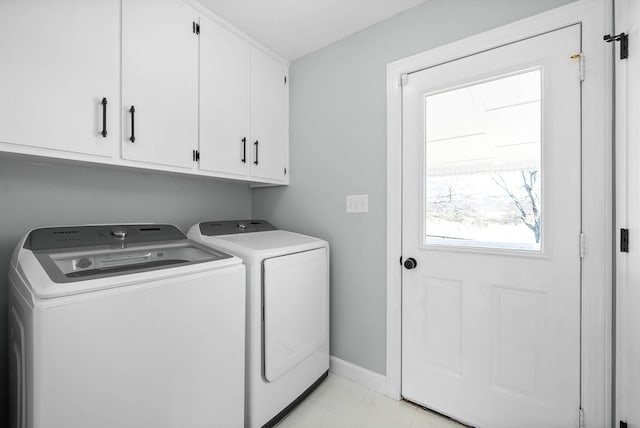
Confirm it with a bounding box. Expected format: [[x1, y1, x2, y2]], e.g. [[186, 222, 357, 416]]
[[197, 0, 430, 61]]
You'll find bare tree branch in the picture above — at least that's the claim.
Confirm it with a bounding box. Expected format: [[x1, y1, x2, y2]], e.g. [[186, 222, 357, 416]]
[[492, 170, 541, 243]]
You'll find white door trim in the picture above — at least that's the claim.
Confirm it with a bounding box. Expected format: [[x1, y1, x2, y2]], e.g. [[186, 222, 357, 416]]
[[385, 1, 613, 426]]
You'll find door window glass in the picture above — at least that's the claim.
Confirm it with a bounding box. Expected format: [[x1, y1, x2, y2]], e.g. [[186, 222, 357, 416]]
[[424, 70, 542, 250]]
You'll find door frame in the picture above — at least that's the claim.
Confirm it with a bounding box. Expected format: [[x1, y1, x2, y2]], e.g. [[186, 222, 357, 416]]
[[614, 0, 637, 425], [385, 1, 613, 426]]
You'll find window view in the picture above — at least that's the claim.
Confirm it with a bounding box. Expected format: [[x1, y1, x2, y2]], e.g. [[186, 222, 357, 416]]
[[424, 70, 542, 250]]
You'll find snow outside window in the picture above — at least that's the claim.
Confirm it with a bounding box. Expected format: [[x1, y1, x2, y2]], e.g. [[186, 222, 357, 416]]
[[424, 69, 542, 251]]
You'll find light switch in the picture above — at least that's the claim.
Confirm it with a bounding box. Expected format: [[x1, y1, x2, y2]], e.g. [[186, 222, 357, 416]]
[[346, 194, 368, 213]]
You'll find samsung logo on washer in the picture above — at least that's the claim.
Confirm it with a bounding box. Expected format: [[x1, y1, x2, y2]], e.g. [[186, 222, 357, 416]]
[[9, 221, 329, 428]]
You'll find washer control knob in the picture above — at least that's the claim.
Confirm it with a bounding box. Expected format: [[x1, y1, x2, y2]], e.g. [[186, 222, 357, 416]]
[[238, 223, 247, 231], [111, 229, 128, 240], [403, 257, 418, 270], [76, 258, 92, 269]]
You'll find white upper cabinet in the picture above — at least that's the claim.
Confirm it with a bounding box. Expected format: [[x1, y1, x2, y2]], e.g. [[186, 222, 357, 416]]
[[122, 0, 199, 169], [250, 48, 288, 182], [0, 0, 119, 158], [199, 16, 250, 177], [199, 20, 289, 184], [0, 0, 288, 185]]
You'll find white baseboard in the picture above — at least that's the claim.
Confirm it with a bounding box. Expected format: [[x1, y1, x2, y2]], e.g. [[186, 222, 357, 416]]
[[329, 355, 388, 397]]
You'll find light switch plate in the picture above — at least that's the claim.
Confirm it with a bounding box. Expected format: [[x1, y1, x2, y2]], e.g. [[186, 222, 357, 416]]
[[346, 194, 368, 213]]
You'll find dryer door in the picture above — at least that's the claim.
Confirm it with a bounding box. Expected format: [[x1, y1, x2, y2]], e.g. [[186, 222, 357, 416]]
[[263, 248, 328, 382]]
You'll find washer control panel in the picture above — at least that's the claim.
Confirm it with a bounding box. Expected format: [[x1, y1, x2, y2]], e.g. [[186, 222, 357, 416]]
[[24, 225, 187, 251]]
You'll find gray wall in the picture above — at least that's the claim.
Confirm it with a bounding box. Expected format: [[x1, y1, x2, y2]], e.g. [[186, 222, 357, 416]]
[[252, 0, 576, 375], [0, 157, 252, 424]]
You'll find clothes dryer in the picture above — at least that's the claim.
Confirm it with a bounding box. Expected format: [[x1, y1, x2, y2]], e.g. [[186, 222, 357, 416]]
[[188, 220, 329, 428]]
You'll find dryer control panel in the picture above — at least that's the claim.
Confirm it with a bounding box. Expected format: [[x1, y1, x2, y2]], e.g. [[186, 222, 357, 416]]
[[200, 220, 277, 236]]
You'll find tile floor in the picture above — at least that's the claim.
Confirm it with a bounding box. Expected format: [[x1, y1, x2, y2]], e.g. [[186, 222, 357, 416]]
[[275, 374, 466, 428]]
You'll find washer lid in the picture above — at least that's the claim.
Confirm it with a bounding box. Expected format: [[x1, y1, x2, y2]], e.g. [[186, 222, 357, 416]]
[[23, 225, 234, 284]]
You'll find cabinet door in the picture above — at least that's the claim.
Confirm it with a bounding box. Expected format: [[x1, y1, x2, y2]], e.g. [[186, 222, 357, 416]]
[[122, 0, 198, 169], [250, 48, 288, 182], [199, 17, 250, 176], [0, 0, 118, 157]]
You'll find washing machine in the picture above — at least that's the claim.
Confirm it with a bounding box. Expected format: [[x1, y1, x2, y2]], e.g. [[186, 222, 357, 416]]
[[188, 220, 329, 428], [9, 224, 246, 428]]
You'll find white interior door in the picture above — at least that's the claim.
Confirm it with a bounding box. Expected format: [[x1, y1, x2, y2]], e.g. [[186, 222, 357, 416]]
[[122, 0, 198, 169], [0, 0, 118, 157], [199, 16, 250, 176], [250, 48, 287, 181], [401, 25, 582, 428], [615, 1, 640, 427]]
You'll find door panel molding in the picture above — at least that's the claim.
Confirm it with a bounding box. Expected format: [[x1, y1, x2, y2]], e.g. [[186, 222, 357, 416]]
[[386, 1, 612, 426]]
